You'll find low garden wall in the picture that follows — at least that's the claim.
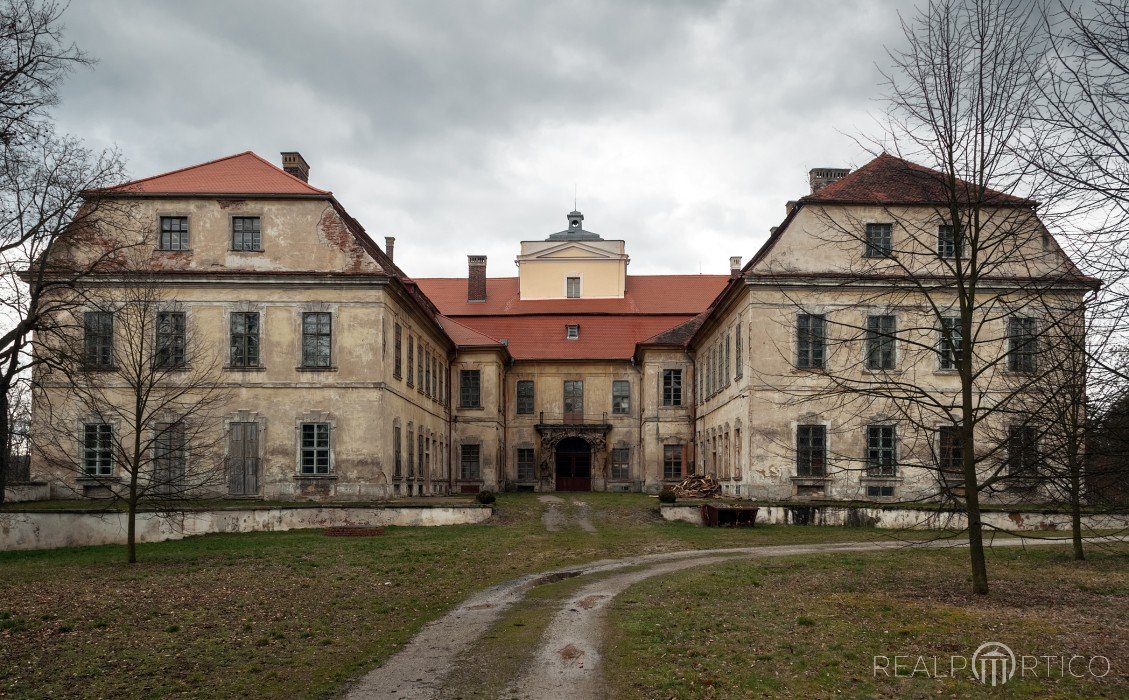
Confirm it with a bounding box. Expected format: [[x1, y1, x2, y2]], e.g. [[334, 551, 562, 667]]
[[0, 504, 492, 551], [661, 502, 1129, 531]]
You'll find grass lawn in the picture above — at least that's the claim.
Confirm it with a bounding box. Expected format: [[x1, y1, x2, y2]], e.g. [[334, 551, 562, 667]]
[[605, 543, 1129, 698], [0, 493, 906, 699]]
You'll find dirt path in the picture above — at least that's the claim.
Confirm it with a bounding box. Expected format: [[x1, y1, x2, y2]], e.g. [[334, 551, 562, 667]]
[[345, 537, 1083, 699]]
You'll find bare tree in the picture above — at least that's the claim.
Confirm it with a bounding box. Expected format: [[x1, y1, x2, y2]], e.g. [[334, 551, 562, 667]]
[[34, 272, 229, 563], [0, 0, 127, 503]]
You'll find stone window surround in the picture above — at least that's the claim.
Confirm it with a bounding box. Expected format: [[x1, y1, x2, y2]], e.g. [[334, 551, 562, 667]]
[[791, 416, 832, 485], [76, 416, 120, 482], [295, 302, 338, 372], [294, 410, 336, 479], [222, 302, 266, 371], [659, 366, 685, 409]]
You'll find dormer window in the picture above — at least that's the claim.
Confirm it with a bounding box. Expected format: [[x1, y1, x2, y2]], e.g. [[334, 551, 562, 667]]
[[566, 324, 579, 340], [566, 276, 581, 298]]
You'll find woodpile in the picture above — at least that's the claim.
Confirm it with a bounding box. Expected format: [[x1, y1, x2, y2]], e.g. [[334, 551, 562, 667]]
[[672, 473, 721, 498]]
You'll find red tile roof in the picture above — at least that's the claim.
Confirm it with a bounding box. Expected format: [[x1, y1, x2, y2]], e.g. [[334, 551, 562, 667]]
[[436, 315, 504, 348], [413, 275, 728, 316], [803, 153, 1033, 207], [97, 151, 331, 197]]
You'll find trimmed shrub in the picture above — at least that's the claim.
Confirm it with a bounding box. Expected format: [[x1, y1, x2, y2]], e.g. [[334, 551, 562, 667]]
[[658, 488, 677, 504], [476, 490, 497, 505]]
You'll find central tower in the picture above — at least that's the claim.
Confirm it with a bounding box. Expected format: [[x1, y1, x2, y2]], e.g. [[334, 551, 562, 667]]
[[515, 211, 630, 300]]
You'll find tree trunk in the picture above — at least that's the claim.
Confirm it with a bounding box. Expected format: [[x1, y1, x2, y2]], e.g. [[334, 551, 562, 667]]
[[964, 483, 990, 595], [0, 387, 8, 507], [1070, 466, 1086, 561]]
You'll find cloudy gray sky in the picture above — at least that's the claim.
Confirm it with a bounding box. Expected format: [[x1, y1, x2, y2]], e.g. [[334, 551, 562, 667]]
[[53, 0, 905, 278]]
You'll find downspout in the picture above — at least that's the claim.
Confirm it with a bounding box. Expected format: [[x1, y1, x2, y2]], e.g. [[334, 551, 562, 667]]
[[500, 351, 510, 492], [632, 356, 643, 491], [447, 356, 454, 494]]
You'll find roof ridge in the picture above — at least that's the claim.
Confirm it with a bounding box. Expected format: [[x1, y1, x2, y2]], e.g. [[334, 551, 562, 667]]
[[107, 151, 331, 196]]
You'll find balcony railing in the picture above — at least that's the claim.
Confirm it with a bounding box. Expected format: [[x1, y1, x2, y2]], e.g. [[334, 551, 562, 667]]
[[537, 411, 610, 426]]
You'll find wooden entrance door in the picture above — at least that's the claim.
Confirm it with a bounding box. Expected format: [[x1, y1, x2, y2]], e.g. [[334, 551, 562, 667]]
[[555, 437, 591, 491], [227, 422, 260, 496]]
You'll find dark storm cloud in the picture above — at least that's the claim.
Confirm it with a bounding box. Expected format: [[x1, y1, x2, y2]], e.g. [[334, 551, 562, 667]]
[[52, 0, 902, 277]]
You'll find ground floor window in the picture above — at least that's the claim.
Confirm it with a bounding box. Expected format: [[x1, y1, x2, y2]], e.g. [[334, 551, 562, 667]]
[[83, 423, 113, 476], [796, 425, 826, 477], [461, 444, 481, 480], [663, 445, 683, 480], [611, 447, 630, 480], [516, 447, 535, 480], [866, 425, 896, 477], [938, 426, 962, 484], [153, 422, 186, 492], [300, 423, 331, 474]]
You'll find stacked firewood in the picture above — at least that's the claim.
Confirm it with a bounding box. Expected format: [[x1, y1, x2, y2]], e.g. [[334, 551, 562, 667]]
[[672, 473, 721, 498]]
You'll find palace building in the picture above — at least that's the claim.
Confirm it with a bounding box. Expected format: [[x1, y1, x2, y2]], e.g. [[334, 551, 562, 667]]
[[30, 151, 1093, 502]]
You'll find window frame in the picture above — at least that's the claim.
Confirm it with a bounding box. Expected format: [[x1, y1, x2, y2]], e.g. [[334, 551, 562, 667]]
[[153, 421, 187, 492], [393, 323, 402, 379], [611, 379, 630, 415], [231, 215, 262, 252], [662, 444, 684, 480], [229, 311, 260, 368], [158, 215, 189, 251], [611, 447, 630, 481], [516, 447, 535, 481], [299, 422, 332, 475], [84, 311, 114, 370], [662, 369, 683, 407], [864, 222, 894, 258], [83, 423, 114, 476], [1006, 426, 1041, 478], [865, 424, 897, 477], [796, 313, 826, 369], [1006, 316, 1038, 373], [516, 379, 535, 415], [864, 314, 896, 371], [565, 276, 581, 298], [938, 315, 963, 370], [937, 224, 963, 259], [460, 443, 481, 480], [796, 424, 827, 477], [460, 369, 482, 408], [300, 312, 332, 368], [155, 311, 187, 369]]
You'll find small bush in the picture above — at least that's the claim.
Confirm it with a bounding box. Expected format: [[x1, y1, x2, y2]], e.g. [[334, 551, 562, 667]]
[[476, 490, 496, 505], [658, 488, 677, 504]]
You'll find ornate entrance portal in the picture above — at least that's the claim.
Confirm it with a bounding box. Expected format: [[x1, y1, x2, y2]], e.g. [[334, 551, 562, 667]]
[[554, 437, 592, 491]]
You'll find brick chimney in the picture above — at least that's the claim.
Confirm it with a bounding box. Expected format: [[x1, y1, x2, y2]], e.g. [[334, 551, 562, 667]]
[[729, 256, 742, 277], [281, 152, 310, 182], [384, 236, 395, 262], [809, 167, 850, 194], [468, 255, 487, 302]]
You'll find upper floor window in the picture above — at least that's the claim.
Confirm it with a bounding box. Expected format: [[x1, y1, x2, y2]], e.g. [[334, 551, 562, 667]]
[[796, 313, 826, 369], [663, 444, 684, 480], [159, 216, 189, 251], [796, 424, 826, 477], [866, 425, 896, 477], [735, 323, 743, 379], [155, 311, 186, 369], [230, 312, 260, 368], [301, 312, 332, 368], [864, 223, 893, 258], [566, 276, 581, 298], [393, 323, 402, 379], [566, 324, 579, 340], [662, 369, 682, 407], [417, 340, 424, 389], [865, 315, 896, 370], [299, 422, 331, 474], [83, 423, 113, 476], [724, 335, 731, 385], [407, 335, 414, 387], [232, 216, 262, 251], [1007, 317, 1037, 373], [84, 311, 114, 369], [516, 380, 534, 415], [938, 316, 963, 370], [938, 224, 962, 259], [460, 369, 481, 408], [612, 380, 630, 414]]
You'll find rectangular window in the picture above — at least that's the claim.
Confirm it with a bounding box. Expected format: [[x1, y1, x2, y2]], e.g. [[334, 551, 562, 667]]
[[517, 447, 535, 480], [612, 380, 630, 414], [155, 311, 186, 369], [566, 324, 579, 340], [159, 216, 189, 251], [84, 311, 114, 369], [796, 425, 826, 477], [83, 423, 113, 476], [393, 425, 402, 477], [563, 380, 584, 419], [725, 335, 731, 385], [865, 315, 896, 370], [393, 324, 402, 379], [153, 422, 186, 493], [796, 314, 826, 369], [662, 369, 682, 406], [938, 316, 962, 370], [735, 323, 743, 379], [611, 447, 630, 480], [566, 276, 581, 298], [407, 335, 414, 387], [407, 426, 414, 477], [1007, 317, 1038, 373], [938, 426, 962, 482], [864, 223, 893, 258], [460, 370, 481, 408], [938, 224, 961, 259], [1007, 426, 1040, 477], [418, 432, 425, 477], [866, 425, 896, 477], [417, 340, 424, 389], [663, 445, 684, 480], [460, 444, 481, 480], [301, 312, 332, 368], [231, 216, 262, 251], [299, 423, 331, 474], [516, 380, 534, 415], [867, 485, 895, 498], [425, 349, 432, 397], [230, 312, 260, 368]]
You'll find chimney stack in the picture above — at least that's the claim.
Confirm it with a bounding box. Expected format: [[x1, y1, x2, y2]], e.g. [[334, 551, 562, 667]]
[[468, 255, 487, 302], [808, 167, 850, 194], [384, 237, 395, 262], [281, 152, 310, 182], [729, 256, 742, 277]]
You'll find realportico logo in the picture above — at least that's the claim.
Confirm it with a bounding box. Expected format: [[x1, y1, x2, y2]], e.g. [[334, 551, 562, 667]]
[[873, 641, 1111, 686]]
